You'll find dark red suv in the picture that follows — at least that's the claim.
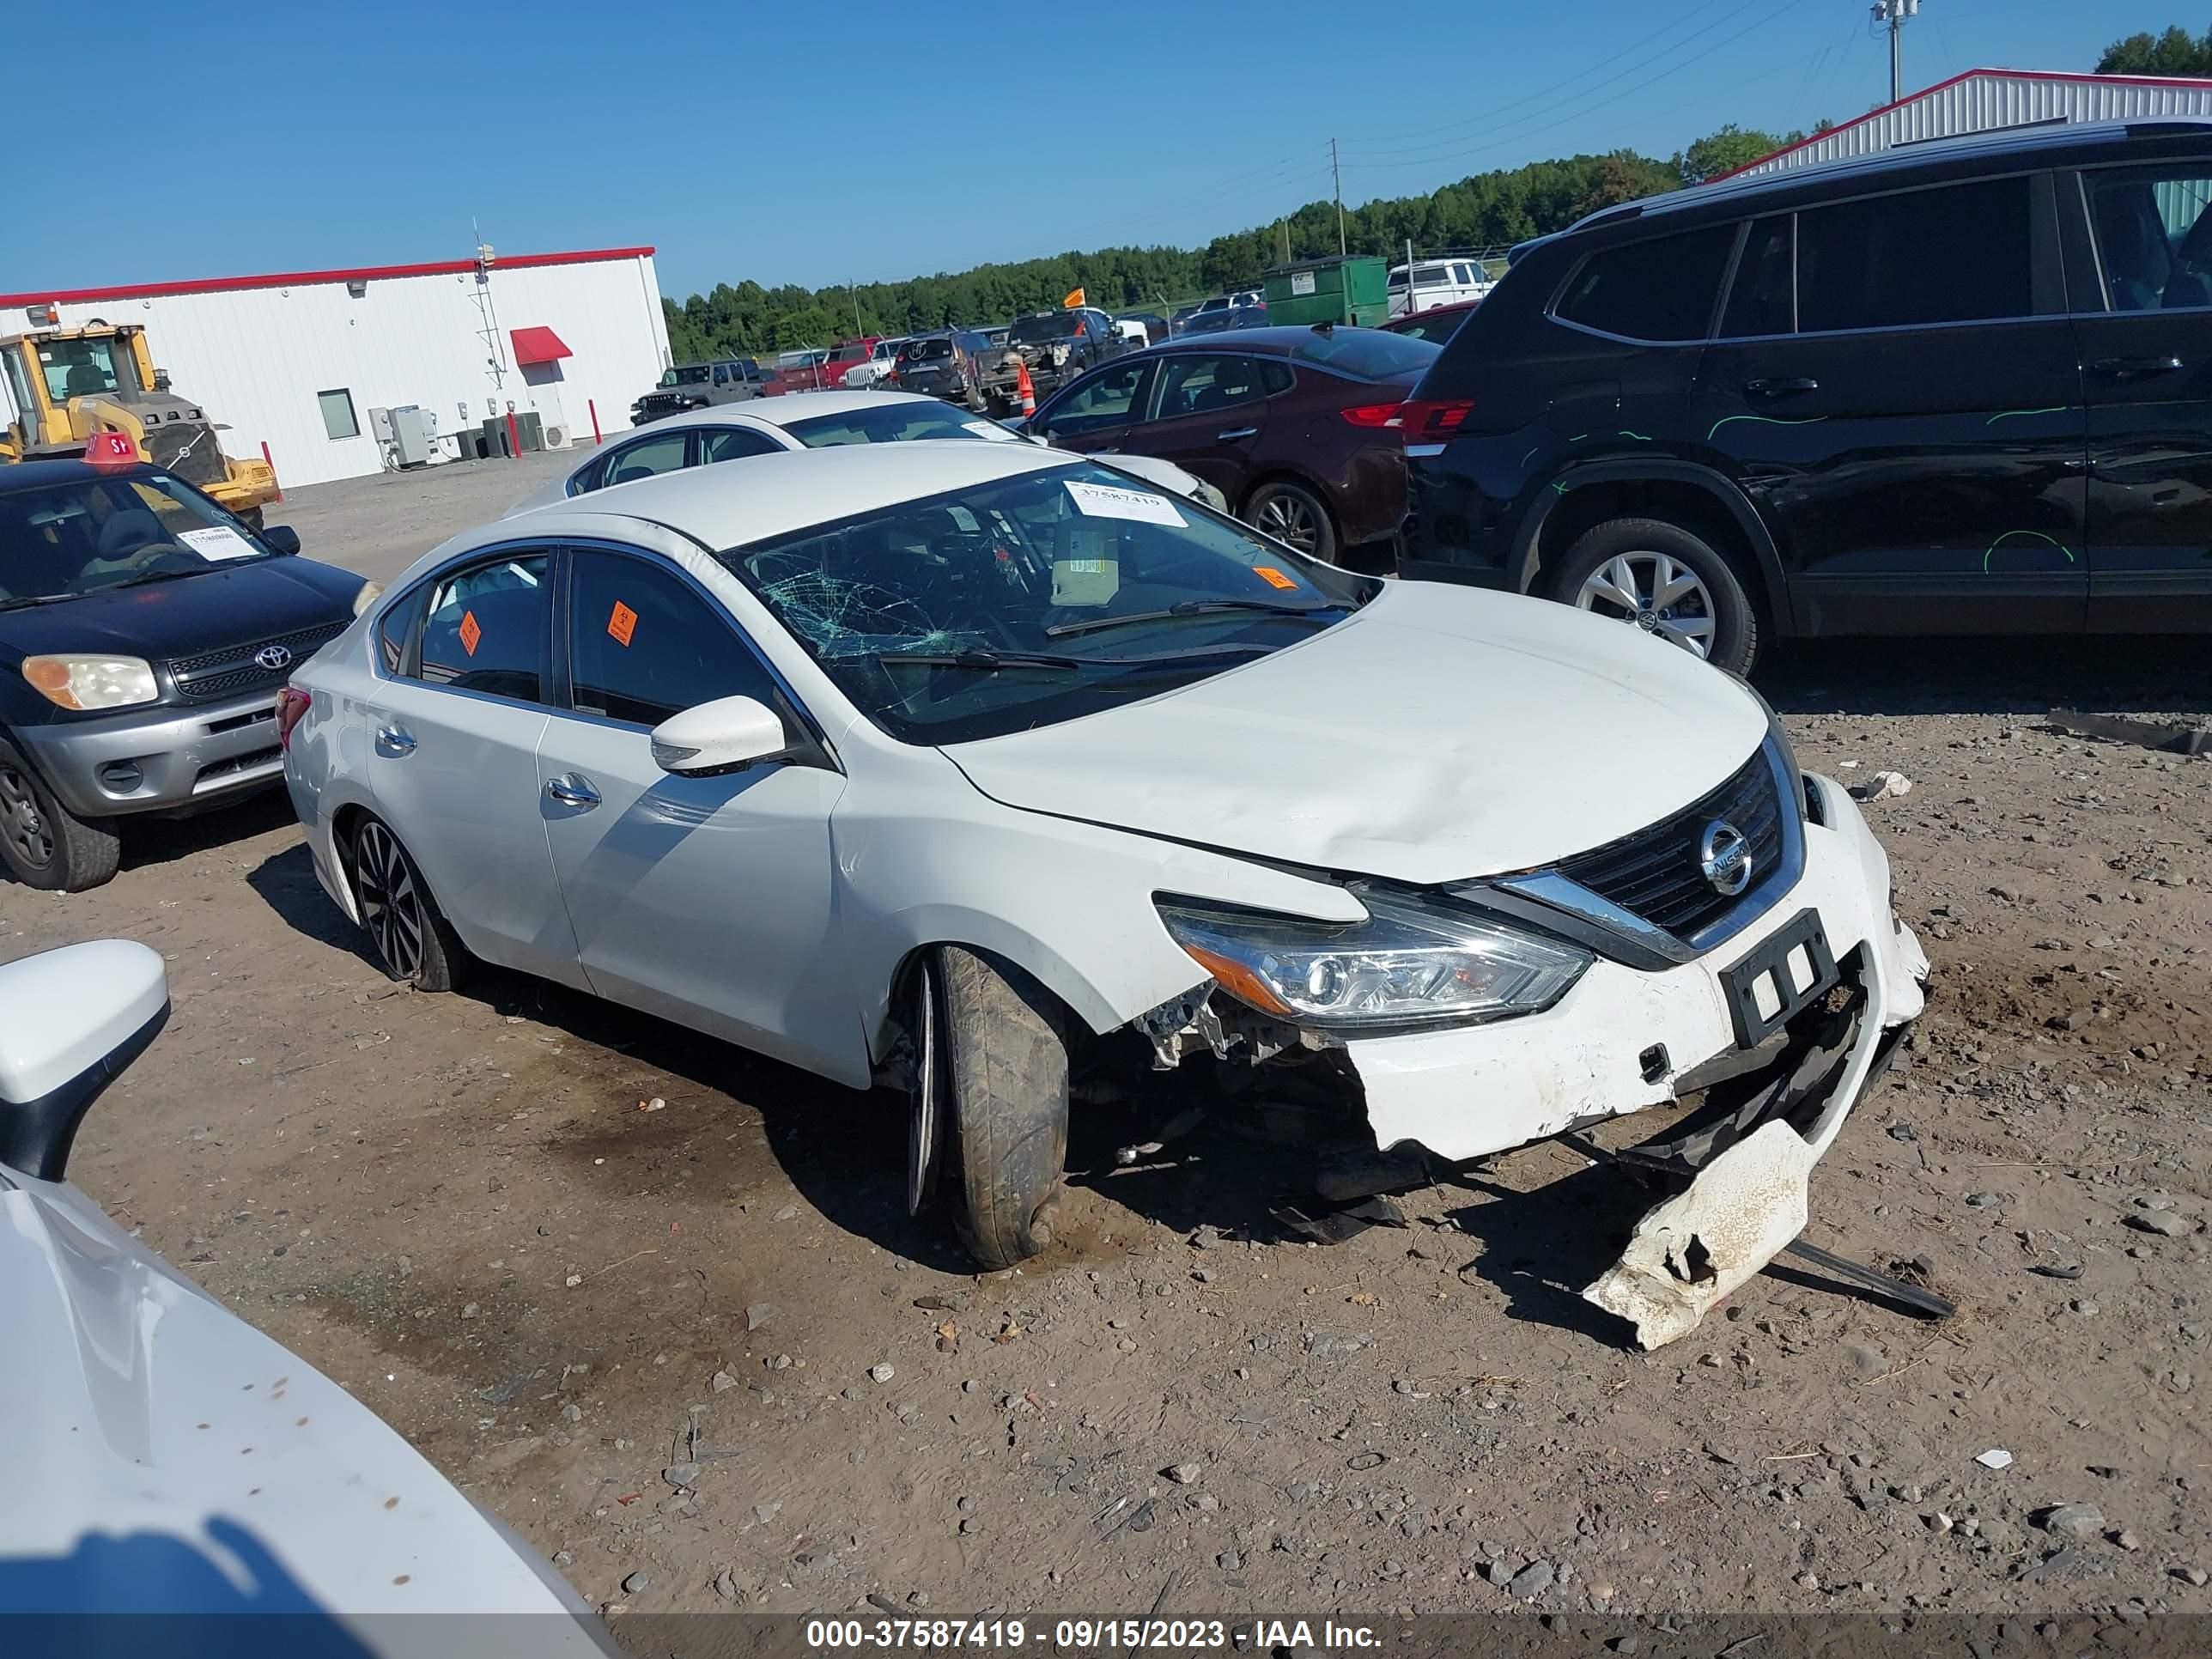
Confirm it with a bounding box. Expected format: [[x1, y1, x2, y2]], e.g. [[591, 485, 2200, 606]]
[[1024, 325, 1439, 563]]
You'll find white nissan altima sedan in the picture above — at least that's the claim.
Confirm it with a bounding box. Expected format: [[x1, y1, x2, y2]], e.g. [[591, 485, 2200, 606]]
[[281, 441, 1926, 1346]]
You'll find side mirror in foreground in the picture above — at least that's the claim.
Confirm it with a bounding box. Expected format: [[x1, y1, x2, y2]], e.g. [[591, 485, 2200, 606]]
[[0, 940, 169, 1181]]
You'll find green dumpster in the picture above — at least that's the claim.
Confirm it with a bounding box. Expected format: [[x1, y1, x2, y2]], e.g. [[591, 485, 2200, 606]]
[[1261, 256, 1391, 328]]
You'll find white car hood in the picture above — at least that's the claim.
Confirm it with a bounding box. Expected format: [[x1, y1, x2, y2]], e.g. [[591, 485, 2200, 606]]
[[0, 1172, 606, 1648], [944, 582, 1769, 886]]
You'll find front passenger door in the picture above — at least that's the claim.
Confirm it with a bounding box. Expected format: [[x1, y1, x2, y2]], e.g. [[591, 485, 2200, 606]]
[[1034, 358, 1154, 455], [2071, 161, 2212, 630], [536, 546, 858, 1080]]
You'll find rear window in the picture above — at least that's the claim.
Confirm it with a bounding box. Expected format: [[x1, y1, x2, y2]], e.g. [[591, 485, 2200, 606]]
[[900, 337, 954, 362], [1289, 328, 1441, 380], [1796, 177, 2033, 332], [1388, 307, 1473, 344], [1553, 223, 1737, 342], [1009, 312, 1083, 343]]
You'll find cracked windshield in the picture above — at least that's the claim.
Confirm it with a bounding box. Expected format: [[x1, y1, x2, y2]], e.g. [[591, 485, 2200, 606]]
[[719, 461, 1376, 743]]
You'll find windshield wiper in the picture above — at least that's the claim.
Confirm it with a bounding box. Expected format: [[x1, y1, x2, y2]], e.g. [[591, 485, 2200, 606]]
[[105, 568, 207, 592], [876, 647, 1090, 672], [0, 592, 80, 611], [1044, 597, 1336, 638]]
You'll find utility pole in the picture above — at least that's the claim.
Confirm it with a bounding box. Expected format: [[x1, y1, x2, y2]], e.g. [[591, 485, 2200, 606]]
[[1330, 137, 1347, 257], [850, 282, 863, 337], [1870, 0, 1919, 104]]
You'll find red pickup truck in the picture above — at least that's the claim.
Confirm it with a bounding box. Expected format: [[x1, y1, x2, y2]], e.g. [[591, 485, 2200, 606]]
[[786, 337, 879, 393]]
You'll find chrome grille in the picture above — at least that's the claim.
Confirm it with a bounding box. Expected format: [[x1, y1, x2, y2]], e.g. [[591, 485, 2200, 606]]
[[169, 620, 348, 704], [1554, 745, 1788, 942]]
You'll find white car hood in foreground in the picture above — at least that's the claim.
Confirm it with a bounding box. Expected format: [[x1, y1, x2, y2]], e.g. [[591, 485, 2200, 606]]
[[945, 582, 1768, 886], [0, 1171, 606, 1650]]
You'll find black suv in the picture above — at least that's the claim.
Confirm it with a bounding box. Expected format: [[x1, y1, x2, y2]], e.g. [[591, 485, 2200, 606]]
[[1398, 118, 2212, 674], [891, 331, 996, 409]]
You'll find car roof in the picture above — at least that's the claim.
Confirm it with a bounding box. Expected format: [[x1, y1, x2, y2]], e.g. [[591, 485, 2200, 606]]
[[0, 458, 162, 492], [1569, 116, 2212, 236], [624, 390, 954, 439], [514, 439, 1080, 550], [1128, 325, 1356, 359]]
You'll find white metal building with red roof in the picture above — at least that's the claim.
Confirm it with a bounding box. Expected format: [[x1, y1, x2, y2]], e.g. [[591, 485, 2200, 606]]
[[0, 246, 671, 490], [1723, 68, 2212, 181]]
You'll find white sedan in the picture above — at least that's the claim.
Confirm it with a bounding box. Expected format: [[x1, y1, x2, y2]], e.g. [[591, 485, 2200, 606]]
[[282, 441, 1924, 1346], [502, 389, 1223, 517]]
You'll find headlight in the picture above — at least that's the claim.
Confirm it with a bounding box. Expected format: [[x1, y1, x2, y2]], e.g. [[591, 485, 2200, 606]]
[[1157, 887, 1591, 1032], [21, 654, 159, 712], [352, 579, 385, 617]]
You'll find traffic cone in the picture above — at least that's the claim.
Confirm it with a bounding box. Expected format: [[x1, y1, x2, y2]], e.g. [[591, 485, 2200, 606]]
[[1016, 360, 1036, 419]]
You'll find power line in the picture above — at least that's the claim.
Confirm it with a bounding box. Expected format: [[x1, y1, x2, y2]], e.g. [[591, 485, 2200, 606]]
[[1340, 0, 1819, 174], [1357, 0, 1746, 149], [1341, 0, 1778, 161]]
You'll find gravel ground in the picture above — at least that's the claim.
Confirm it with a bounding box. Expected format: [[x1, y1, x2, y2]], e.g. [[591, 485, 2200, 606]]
[[4, 457, 2210, 1628]]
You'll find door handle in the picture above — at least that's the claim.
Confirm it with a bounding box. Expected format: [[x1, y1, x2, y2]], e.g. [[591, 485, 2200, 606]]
[[1744, 377, 1820, 397], [543, 773, 602, 810], [2092, 356, 2184, 380], [374, 725, 416, 757], [1215, 426, 1259, 441]]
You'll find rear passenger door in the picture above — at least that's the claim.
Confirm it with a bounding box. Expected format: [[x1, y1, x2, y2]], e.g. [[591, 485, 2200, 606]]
[[599, 428, 695, 490], [1130, 353, 1285, 495], [2068, 157, 2212, 630], [1692, 172, 2087, 635], [368, 548, 585, 984]]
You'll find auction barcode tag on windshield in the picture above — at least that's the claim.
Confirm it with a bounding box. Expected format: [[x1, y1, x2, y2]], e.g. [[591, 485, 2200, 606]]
[[1065, 479, 1185, 526], [177, 524, 261, 562]]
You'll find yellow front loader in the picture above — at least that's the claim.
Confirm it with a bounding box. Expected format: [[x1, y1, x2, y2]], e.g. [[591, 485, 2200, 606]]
[[0, 318, 279, 526]]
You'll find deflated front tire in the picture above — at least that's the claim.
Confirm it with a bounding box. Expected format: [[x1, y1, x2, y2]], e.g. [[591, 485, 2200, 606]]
[[934, 945, 1070, 1269]]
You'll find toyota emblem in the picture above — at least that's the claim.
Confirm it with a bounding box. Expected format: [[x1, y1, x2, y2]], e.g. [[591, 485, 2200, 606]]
[[254, 644, 295, 672], [1698, 819, 1753, 896]]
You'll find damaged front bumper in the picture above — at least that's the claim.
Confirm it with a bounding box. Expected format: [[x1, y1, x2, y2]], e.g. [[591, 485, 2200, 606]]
[[1335, 771, 1926, 1346]]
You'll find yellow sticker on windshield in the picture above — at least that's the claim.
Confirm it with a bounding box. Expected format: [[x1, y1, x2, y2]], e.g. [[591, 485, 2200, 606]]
[[1253, 566, 1297, 591]]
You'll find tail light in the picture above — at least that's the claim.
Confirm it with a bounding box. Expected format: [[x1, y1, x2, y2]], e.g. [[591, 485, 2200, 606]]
[[1387, 399, 1474, 442], [1340, 402, 1403, 428], [275, 685, 312, 751]]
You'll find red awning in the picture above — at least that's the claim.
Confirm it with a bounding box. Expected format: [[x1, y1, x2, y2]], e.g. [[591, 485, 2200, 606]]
[[510, 326, 572, 366]]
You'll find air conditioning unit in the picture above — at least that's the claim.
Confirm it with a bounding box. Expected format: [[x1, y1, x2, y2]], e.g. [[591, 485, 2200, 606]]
[[542, 424, 569, 449]]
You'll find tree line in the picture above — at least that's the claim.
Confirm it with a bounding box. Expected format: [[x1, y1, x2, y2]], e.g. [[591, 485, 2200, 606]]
[[660, 126, 1816, 362]]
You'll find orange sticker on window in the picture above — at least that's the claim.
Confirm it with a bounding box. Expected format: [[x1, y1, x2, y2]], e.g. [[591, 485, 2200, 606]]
[[459, 610, 482, 656], [608, 601, 638, 647], [1252, 566, 1297, 591]]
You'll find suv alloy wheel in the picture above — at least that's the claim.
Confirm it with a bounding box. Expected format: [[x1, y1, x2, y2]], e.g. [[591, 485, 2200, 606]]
[[1547, 516, 1759, 676]]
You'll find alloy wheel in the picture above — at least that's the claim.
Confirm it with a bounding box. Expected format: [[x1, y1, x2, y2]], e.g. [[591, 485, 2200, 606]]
[[0, 760, 53, 872], [355, 821, 425, 981], [1253, 491, 1320, 556], [1574, 551, 1717, 658]]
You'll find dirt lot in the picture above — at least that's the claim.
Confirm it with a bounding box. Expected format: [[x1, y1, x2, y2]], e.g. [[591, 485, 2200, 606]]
[[4, 454, 2211, 1627]]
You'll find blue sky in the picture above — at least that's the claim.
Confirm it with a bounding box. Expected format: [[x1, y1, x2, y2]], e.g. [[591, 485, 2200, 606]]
[[0, 0, 2178, 301]]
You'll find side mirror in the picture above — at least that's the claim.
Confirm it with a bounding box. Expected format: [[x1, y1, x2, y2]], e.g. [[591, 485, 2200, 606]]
[[0, 940, 170, 1181], [650, 695, 787, 776], [261, 524, 301, 556], [1023, 428, 1049, 447]]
